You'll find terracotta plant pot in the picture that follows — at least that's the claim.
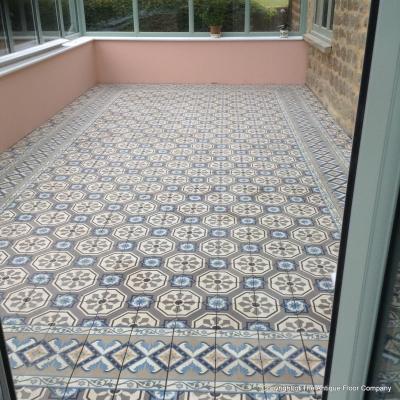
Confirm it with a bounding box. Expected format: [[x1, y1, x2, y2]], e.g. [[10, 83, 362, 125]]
[[209, 25, 222, 38]]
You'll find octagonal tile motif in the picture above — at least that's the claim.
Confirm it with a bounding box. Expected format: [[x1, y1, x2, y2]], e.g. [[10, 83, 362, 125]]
[[13, 236, 52, 254], [54, 269, 98, 292], [300, 257, 337, 277], [54, 223, 90, 239], [232, 254, 272, 275], [232, 226, 266, 242], [54, 190, 85, 202], [91, 212, 125, 227], [277, 316, 326, 333], [269, 273, 313, 296], [312, 294, 333, 320], [0, 223, 32, 239], [198, 271, 239, 294], [30, 311, 78, 326], [32, 251, 73, 271], [79, 289, 126, 316], [263, 240, 301, 259], [259, 214, 294, 230], [200, 239, 237, 257], [291, 228, 328, 244], [147, 213, 181, 227], [75, 237, 113, 255], [3, 287, 50, 314], [157, 290, 201, 317], [126, 270, 168, 292], [233, 291, 279, 320], [165, 253, 205, 273], [193, 313, 241, 329], [203, 214, 236, 228], [111, 311, 159, 327], [112, 224, 148, 240], [35, 211, 70, 226], [0, 267, 28, 289], [138, 238, 174, 256], [99, 253, 139, 272], [171, 225, 207, 241]]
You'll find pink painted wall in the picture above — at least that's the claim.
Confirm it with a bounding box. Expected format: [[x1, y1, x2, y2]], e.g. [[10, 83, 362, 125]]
[[95, 40, 308, 84], [0, 42, 96, 152]]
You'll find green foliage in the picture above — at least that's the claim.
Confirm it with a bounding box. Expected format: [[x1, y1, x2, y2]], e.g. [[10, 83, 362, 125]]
[[82, 0, 286, 32], [195, 0, 230, 27]]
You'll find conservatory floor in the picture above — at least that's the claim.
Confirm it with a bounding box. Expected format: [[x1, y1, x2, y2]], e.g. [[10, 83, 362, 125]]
[[0, 84, 352, 400]]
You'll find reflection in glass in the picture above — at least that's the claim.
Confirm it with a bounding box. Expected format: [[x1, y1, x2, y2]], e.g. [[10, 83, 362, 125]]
[[61, 0, 78, 36], [194, 0, 245, 32], [84, 0, 133, 32], [0, 6, 7, 55], [138, 0, 188, 32], [9, 0, 38, 51], [329, 0, 335, 29], [250, 0, 290, 32], [322, 0, 329, 28], [314, 0, 319, 23], [39, 0, 61, 42]]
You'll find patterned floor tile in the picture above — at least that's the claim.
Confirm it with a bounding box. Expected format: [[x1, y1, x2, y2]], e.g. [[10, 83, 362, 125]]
[[0, 84, 350, 397]]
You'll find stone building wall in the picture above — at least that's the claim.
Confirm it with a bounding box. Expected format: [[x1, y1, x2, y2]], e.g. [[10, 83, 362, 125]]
[[305, 0, 371, 137]]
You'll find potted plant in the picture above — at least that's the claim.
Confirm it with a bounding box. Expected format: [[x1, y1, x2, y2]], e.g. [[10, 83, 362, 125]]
[[279, 23, 289, 38], [278, 8, 289, 38], [199, 0, 228, 38]]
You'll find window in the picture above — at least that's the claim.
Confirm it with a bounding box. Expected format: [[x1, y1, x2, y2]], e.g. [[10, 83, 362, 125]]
[[0, 4, 8, 55], [39, 0, 61, 42], [313, 0, 335, 39], [0, 0, 79, 58], [138, 0, 189, 32], [9, 0, 38, 52], [84, 0, 133, 32], [61, 0, 79, 36], [194, 0, 245, 33], [250, 0, 290, 32]]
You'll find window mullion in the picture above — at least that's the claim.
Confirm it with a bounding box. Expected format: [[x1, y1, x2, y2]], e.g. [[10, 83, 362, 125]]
[[31, 0, 43, 44], [188, 0, 194, 35], [132, 0, 139, 34], [69, 0, 79, 34], [244, 0, 250, 33], [317, 0, 323, 26], [77, 0, 86, 35], [56, 0, 65, 37]]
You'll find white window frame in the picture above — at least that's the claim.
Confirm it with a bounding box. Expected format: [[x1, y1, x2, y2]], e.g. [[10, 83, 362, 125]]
[[312, 0, 334, 41]]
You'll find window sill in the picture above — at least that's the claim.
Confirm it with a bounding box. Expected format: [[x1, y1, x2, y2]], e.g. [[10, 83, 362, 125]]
[[304, 32, 332, 54], [0, 37, 92, 78], [89, 35, 304, 42], [0, 39, 68, 69]]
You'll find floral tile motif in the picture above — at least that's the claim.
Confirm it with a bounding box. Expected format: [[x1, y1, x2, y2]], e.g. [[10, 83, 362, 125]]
[[0, 84, 350, 398]]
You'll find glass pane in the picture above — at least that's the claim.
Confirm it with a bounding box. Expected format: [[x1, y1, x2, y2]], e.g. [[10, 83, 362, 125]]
[[62, 0, 78, 35], [322, 0, 329, 27], [84, 0, 133, 32], [138, 0, 188, 32], [8, 0, 38, 51], [0, 7, 8, 55], [250, 0, 290, 32], [314, 0, 319, 23], [194, 0, 245, 33], [329, 0, 335, 29], [38, 0, 61, 42]]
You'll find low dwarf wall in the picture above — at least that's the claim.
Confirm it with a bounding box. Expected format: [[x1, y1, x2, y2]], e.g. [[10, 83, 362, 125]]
[[94, 39, 308, 85]]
